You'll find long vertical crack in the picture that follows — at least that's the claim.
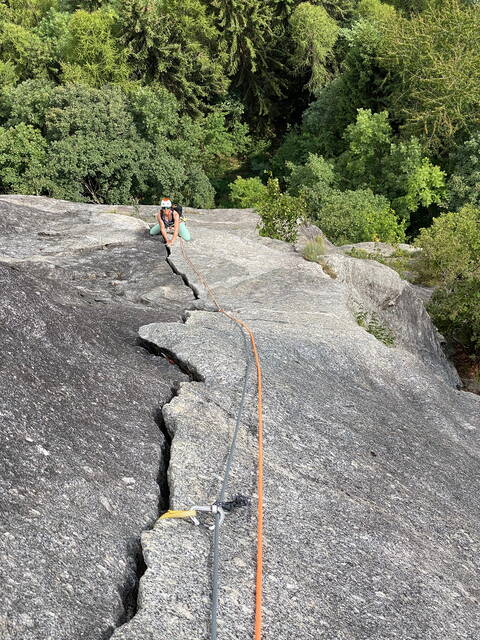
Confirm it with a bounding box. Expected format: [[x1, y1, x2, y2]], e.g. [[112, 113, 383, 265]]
[[109, 243, 206, 638], [105, 380, 177, 639]]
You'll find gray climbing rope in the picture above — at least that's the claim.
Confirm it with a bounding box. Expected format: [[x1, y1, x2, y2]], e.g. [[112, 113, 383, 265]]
[[210, 320, 252, 640]]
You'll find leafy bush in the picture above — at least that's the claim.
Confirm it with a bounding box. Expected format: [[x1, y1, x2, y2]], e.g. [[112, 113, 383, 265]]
[[415, 205, 480, 353], [286, 153, 337, 197], [0, 123, 49, 193], [448, 132, 480, 210], [346, 246, 419, 281], [415, 206, 480, 285], [337, 109, 446, 223], [305, 186, 405, 245], [428, 280, 480, 353], [229, 176, 267, 208], [256, 178, 306, 243]]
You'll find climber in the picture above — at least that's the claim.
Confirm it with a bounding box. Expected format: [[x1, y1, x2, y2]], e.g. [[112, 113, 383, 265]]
[[149, 198, 191, 246]]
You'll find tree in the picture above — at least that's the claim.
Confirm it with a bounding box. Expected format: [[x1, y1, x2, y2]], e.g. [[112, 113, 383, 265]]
[[336, 108, 391, 190], [0, 20, 50, 81], [415, 205, 480, 353], [0, 0, 59, 28], [337, 109, 446, 223], [209, 0, 285, 122], [310, 187, 404, 244], [59, 9, 131, 86], [448, 132, 480, 210], [0, 123, 49, 193], [289, 2, 340, 93], [115, 0, 228, 113], [381, 0, 480, 154]]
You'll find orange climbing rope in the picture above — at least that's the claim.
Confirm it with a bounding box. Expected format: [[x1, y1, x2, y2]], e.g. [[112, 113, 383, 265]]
[[178, 240, 264, 640]]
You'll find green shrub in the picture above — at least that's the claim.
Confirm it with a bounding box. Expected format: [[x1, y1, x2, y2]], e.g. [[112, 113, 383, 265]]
[[256, 177, 306, 243], [428, 280, 480, 353], [307, 187, 405, 245], [346, 246, 416, 280], [302, 236, 326, 262], [286, 153, 337, 197], [0, 123, 50, 194], [415, 205, 480, 353], [448, 132, 480, 210], [229, 176, 268, 207], [414, 205, 480, 285]]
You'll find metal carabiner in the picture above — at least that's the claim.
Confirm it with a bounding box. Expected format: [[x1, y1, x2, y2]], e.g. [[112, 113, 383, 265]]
[[189, 504, 226, 530]]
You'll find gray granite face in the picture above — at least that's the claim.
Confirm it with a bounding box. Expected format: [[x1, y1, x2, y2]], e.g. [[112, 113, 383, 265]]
[[112, 209, 479, 640], [2, 198, 479, 640], [0, 196, 192, 639]]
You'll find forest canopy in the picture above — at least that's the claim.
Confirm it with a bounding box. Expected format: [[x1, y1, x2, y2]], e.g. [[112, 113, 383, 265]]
[[1, 0, 479, 356], [0, 0, 478, 220]]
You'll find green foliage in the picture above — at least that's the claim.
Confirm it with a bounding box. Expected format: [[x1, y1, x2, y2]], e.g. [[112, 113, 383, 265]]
[[0, 123, 49, 193], [355, 310, 396, 346], [289, 2, 340, 93], [0, 20, 50, 81], [346, 246, 419, 281], [176, 102, 251, 180], [337, 109, 446, 222], [381, 0, 480, 153], [0, 81, 218, 206], [448, 132, 480, 210], [428, 280, 480, 353], [415, 206, 480, 354], [355, 0, 396, 22], [293, 18, 392, 162], [115, 0, 228, 114], [309, 187, 405, 245], [286, 153, 337, 198], [0, 61, 18, 88], [59, 9, 130, 86], [271, 128, 326, 177], [337, 108, 391, 188], [414, 206, 480, 285], [385, 140, 446, 221], [284, 151, 406, 244], [256, 177, 306, 242], [302, 236, 326, 262], [229, 177, 268, 208], [1, 0, 60, 28], [300, 76, 355, 159], [387, 0, 431, 15], [210, 0, 284, 122]]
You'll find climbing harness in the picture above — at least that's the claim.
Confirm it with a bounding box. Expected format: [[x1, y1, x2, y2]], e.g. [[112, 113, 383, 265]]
[[160, 239, 265, 640]]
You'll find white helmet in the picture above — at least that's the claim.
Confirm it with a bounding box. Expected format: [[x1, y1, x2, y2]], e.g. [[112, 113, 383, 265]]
[[160, 198, 172, 208]]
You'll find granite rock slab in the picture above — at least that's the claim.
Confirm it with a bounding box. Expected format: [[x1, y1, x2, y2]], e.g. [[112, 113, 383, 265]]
[[114, 209, 480, 640]]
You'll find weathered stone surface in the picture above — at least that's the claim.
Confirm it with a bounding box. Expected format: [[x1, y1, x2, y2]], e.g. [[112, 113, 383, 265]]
[[113, 208, 480, 640], [339, 241, 422, 257], [0, 196, 193, 639], [295, 222, 338, 254]]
